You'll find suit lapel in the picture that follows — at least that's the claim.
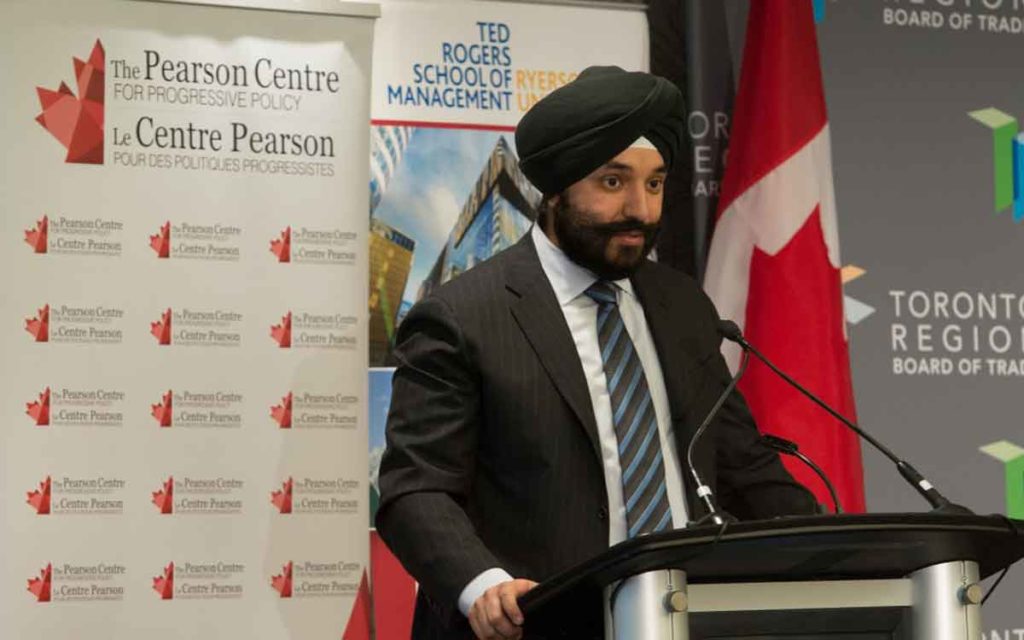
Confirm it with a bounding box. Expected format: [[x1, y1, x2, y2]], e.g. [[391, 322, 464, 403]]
[[504, 237, 602, 462]]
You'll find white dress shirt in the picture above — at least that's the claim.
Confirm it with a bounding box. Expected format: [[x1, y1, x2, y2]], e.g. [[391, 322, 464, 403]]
[[458, 225, 689, 616]]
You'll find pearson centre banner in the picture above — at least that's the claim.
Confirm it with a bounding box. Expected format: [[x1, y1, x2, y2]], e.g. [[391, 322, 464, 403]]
[[0, 0, 374, 638]]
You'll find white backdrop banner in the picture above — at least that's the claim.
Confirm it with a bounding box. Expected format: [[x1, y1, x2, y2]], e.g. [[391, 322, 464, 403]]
[[0, 0, 374, 638]]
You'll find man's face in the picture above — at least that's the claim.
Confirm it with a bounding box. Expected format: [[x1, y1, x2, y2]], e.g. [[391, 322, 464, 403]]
[[547, 147, 666, 280]]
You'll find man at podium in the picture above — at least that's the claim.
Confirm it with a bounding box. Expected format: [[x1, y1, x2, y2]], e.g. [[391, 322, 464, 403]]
[[376, 66, 818, 640]]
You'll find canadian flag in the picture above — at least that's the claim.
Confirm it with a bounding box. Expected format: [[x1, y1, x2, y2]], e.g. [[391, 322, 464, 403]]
[[704, 0, 865, 512]]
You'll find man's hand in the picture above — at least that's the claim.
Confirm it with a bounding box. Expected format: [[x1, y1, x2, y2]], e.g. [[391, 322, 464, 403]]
[[468, 578, 538, 640]]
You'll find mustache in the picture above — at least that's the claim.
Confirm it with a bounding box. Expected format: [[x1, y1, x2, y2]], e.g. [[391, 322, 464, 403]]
[[589, 220, 660, 236]]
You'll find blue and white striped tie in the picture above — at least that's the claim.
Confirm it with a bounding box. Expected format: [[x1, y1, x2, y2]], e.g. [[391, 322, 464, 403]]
[[585, 281, 672, 538]]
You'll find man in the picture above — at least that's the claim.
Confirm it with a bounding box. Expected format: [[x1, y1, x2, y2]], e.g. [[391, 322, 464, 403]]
[[376, 66, 817, 640]]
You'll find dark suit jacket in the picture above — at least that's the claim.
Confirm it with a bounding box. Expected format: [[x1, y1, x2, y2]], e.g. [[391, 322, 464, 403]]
[[376, 235, 816, 638]]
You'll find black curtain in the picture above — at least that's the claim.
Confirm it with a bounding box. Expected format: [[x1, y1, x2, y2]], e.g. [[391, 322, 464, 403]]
[[648, 0, 740, 281]]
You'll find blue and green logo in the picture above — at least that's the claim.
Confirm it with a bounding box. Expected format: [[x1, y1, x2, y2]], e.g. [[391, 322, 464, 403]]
[[980, 440, 1024, 518], [813, 0, 827, 23], [968, 108, 1024, 222]]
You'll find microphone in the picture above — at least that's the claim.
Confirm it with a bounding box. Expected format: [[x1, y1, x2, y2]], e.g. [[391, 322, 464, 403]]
[[685, 340, 751, 526], [761, 434, 843, 514], [717, 319, 973, 515]]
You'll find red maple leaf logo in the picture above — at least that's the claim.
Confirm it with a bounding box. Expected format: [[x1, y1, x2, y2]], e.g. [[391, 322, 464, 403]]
[[153, 562, 174, 600], [271, 392, 293, 429], [271, 562, 293, 598], [26, 387, 51, 426], [24, 215, 48, 253], [151, 308, 172, 345], [271, 477, 293, 514], [151, 390, 173, 428], [35, 39, 104, 164], [27, 564, 52, 602], [270, 227, 291, 263], [27, 476, 52, 515], [152, 477, 174, 514], [25, 304, 49, 342], [271, 312, 292, 348], [150, 222, 171, 259]]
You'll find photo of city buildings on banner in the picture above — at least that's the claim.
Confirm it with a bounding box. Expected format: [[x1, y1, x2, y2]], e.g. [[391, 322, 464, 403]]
[[367, 125, 541, 367]]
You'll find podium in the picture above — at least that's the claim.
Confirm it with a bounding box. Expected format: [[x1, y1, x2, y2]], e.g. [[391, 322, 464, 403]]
[[519, 514, 1024, 640]]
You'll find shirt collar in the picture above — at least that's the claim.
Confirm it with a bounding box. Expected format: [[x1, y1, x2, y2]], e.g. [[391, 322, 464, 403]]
[[530, 224, 634, 306]]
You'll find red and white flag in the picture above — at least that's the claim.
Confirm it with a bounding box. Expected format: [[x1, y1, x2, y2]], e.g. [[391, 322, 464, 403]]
[[704, 0, 865, 512]]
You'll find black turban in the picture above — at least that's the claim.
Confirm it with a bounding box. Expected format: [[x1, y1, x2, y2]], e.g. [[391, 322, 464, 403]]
[[515, 65, 685, 195]]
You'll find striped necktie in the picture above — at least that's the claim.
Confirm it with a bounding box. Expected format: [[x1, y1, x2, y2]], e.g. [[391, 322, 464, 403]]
[[585, 281, 672, 538]]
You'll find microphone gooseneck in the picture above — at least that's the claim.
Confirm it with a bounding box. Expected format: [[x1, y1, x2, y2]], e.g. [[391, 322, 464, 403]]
[[761, 434, 843, 514], [716, 319, 973, 515], [685, 342, 750, 526]]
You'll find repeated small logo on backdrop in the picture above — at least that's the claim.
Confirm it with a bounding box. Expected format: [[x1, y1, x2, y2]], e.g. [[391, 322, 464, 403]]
[[271, 312, 291, 347], [151, 309, 172, 345], [24, 216, 48, 253], [149, 221, 242, 261], [27, 475, 126, 516], [25, 303, 124, 344], [152, 477, 174, 514], [27, 564, 52, 602], [270, 390, 358, 430], [26, 388, 50, 426], [150, 389, 243, 429], [26, 561, 126, 603], [888, 288, 1024, 377], [841, 265, 876, 326], [270, 559, 361, 599], [812, 0, 826, 23], [23, 214, 123, 257], [270, 310, 358, 350], [27, 477, 51, 515], [968, 108, 1024, 222], [150, 307, 243, 347], [152, 560, 244, 600], [153, 563, 174, 599], [271, 478, 293, 513], [270, 225, 357, 265], [26, 386, 125, 428], [270, 476, 359, 515], [271, 392, 292, 428], [270, 227, 291, 262], [882, 2, 1024, 34], [25, 305, 49, 342], [271, 562, 293, 598], [35, 39, 104, 164], [152, 391, 172, 427], [150, 222, 171, 258], [980, 440, 1024, 518], [151, 475, 244, 515]]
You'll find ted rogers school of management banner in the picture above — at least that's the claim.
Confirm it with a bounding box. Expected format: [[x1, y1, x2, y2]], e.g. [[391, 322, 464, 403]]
[[0, 0, 376, 638], [365, 1, 648, 635]]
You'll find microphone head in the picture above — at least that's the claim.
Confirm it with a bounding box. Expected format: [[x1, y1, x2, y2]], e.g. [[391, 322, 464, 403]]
[[717, 319, 744, 343]]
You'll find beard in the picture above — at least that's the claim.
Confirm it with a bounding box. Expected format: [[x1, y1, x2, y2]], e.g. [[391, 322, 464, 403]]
[[551, 194, 660, 281]]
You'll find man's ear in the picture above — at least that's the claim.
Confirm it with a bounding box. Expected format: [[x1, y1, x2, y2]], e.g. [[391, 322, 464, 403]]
[[538, 193, 559, 233]]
